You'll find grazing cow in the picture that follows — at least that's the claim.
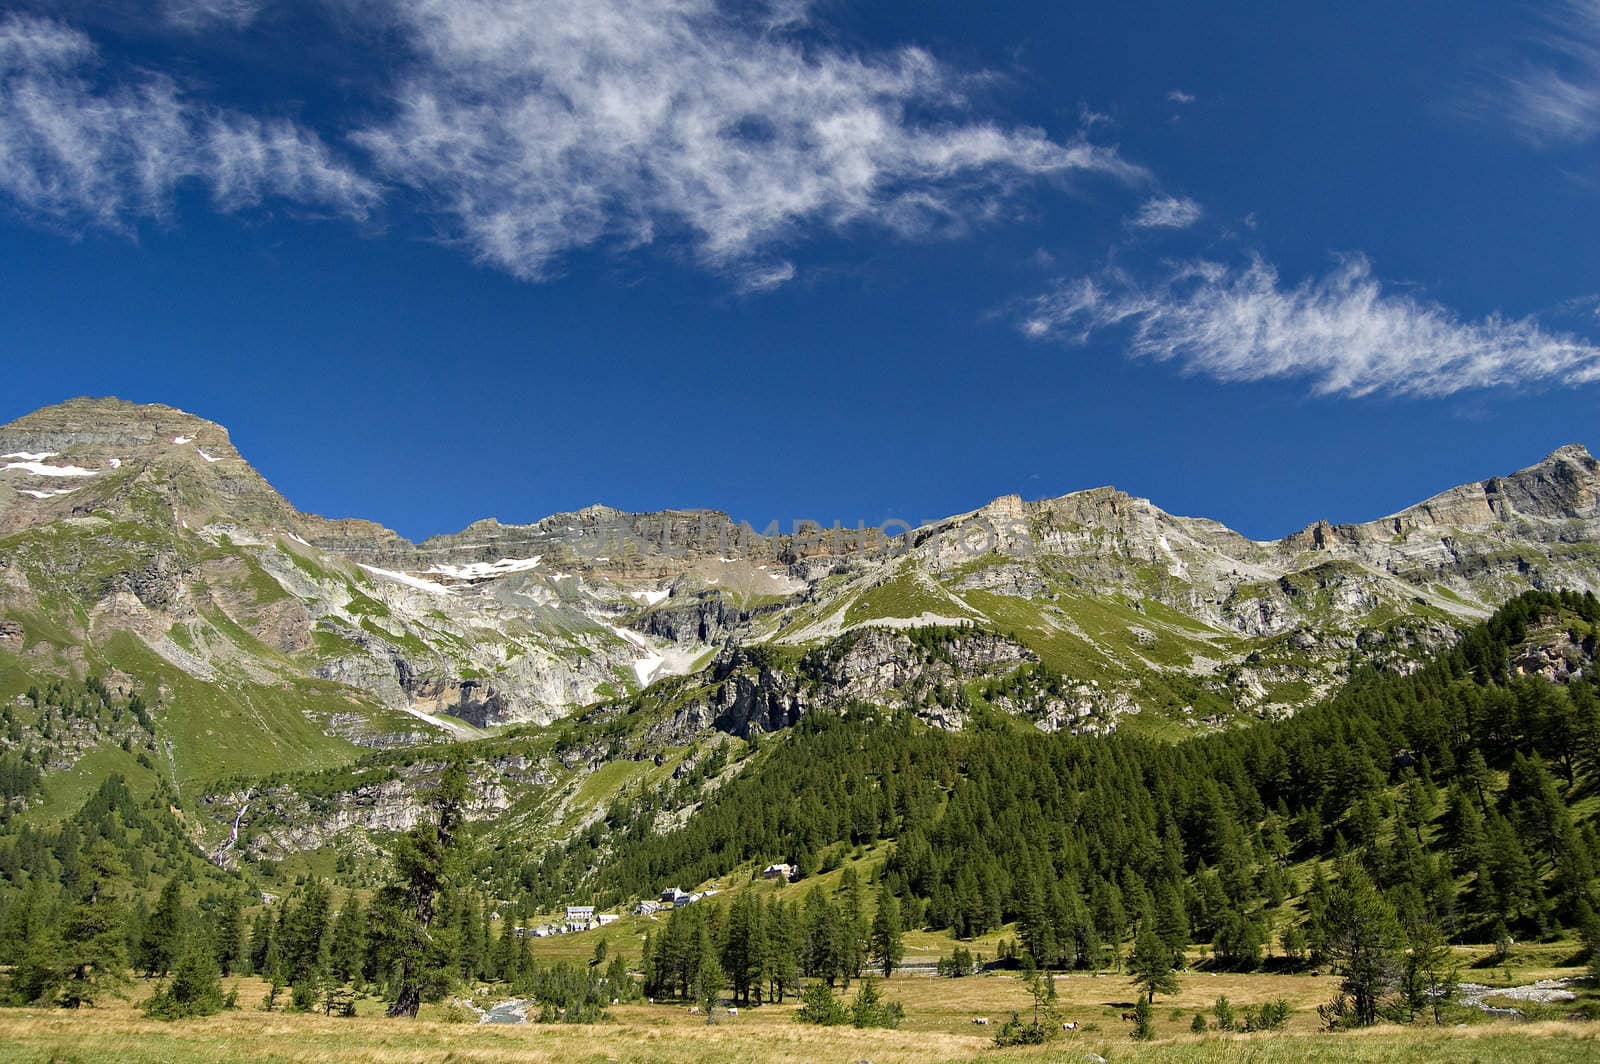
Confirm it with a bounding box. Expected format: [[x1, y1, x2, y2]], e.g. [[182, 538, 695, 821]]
[[727, 1007, 738, 1016], [1063, 1021, 1079, 1031], [972, 1017, 989, 1026], [688, 1006, 700, 1015], [1121, 1011, 1139, 1022]]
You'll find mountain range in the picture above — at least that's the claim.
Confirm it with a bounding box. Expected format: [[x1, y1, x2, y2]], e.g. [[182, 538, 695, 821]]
[[1, 397, 1596, 787]]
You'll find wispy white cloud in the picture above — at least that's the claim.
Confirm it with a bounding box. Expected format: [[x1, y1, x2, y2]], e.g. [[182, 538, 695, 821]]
[[1130, 194, 1201, 229], [736, 260, 797, 293], [0, 13, 377, 229], [1020, 255, 1600, 398], [354, 0, 1144, 283], [1166, 89, 1195, 105], [162, 0, 262, 32], [1498, 0, 1600, 144]]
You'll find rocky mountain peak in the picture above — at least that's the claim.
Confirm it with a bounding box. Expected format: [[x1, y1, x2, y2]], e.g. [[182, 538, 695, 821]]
[[0, 397, 300, 535], [1, 396, 221, 450], [1545, 443, 1594, 463]]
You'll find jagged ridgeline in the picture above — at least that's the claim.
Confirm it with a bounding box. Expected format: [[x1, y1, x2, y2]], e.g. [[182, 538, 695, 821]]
[[0, 397, 1597, 787]]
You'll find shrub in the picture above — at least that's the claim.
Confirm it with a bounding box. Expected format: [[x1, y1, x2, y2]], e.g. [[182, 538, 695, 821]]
[[794, 981, 849, 1026], [439, 1002, 476, 1023], [993, 1010, 1052, 1047], [1132, 994, 1155, 1041], [1244, 998, 1291, 1031], [142, 946, 226, 1021], [849, 978, 903, 1030]]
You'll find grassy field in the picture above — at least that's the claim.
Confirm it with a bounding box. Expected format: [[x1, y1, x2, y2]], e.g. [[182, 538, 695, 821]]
[[0, 996, 1594, 1063], [1, 970, 1596, 1064]]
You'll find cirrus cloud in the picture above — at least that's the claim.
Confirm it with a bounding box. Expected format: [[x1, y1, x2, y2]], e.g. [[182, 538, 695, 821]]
[[1020, 255, 1600, 398], [353, 0, 1145, 282], [1129, 194, 1202, 229], [1492, 0, 1600, 144], [0, 13, 378, 230], [162, 0, 263, 32]]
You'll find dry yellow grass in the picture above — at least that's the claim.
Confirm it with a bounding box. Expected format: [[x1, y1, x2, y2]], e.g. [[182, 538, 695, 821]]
[[1, 1005, 1597, 1064], [0, 972, 1594, 1064]]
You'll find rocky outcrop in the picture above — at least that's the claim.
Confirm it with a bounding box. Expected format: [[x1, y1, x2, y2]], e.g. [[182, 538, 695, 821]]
[[1512, 623, 1596, 683], [668, 627, 1036, 738], [633, 592, 751, 644], [204, 755, 542, 864]]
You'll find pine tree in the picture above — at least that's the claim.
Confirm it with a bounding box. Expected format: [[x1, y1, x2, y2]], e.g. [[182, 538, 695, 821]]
[[1129, 923, 1178, 1003], [213, 894, 246, 977], [1154, 882, 1190, 958], [721, 890, 762, 1003], [794, 979, 848, 1025], [144, 940, 225, 1020], [869, 889, 904, 978], [1131, 993, 1154, 1040], [281, 878, 333, 990], [376, 757, 469, 1017], [1322, 863, 1402, 1026], [836, 867, 867, 984], [1400, 919, 1456, 1025], [763, 898, 799, 1002], [55, 840, 131, 1007], [495, 920, 519, 984], [138, 876, 186, 977], [695, 952, 725, 1023], [247, 908, 275, 977], [802, 889, 841, 985], [329, 895, 369, 984]]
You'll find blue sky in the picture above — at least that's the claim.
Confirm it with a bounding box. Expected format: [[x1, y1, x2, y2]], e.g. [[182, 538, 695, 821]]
[[1, 1, 1597, 542]]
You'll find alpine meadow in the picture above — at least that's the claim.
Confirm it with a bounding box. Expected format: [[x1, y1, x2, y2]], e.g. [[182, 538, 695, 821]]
[[3, 2, 1600, 1062]]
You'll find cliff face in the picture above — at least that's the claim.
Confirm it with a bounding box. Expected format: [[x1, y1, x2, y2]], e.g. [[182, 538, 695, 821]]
[[2, 397, 1597, 742]]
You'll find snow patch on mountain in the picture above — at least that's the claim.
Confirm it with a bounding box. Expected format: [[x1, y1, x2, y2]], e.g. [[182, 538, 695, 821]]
[[629, 589, 671, 606], [2, 460, 99, 477], [425, 557, 542, 581], [608, 625, 703, 687], [396, 704, 475, 739], [358, 564, 453, 596]]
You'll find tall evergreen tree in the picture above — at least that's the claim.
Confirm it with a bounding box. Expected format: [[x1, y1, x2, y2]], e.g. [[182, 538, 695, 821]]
[[1321, 863, 1403, 1027], [329, 894, 369, 984], [375, 757, 469, 1016], [55, 840, 132, 1007], [869, 889, 903, 978], [138, 876, 186, 978], [1129, 923, 1178, 1003]]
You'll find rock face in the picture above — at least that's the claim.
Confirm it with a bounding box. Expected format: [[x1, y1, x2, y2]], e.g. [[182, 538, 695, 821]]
[[674, 628, 1036, 738], [204, 756, 539, 864], [633, 592, 753, 645], [2, 396, 1598, 734]]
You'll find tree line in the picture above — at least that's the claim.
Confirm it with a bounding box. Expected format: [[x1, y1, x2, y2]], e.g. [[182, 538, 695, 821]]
[[533, 592, 1600, 998]]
